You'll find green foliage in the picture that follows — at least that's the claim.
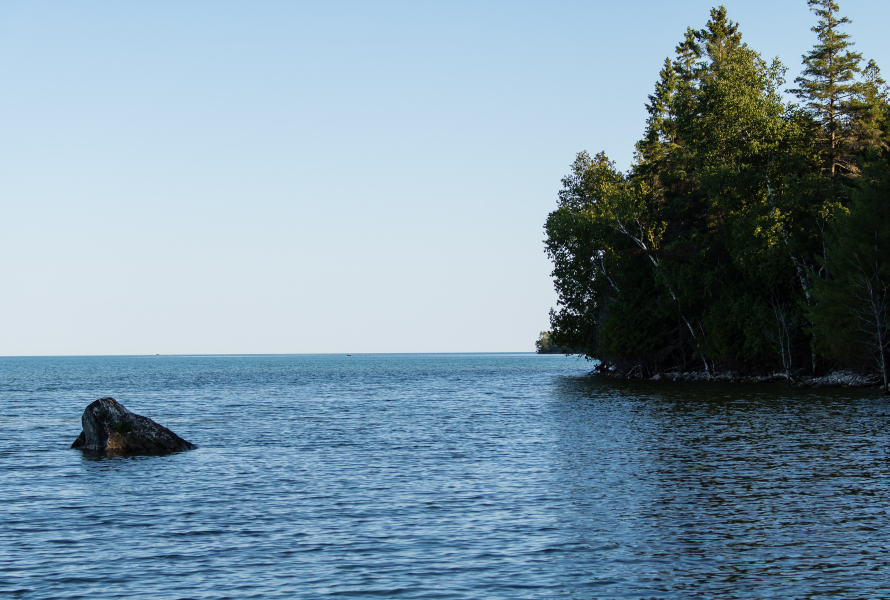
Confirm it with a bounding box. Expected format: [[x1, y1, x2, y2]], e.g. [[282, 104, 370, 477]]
[[544, 2, 890, 379], [811, 156, 890, 384], [791, 0, 864, 177], [849, 60, 890, 154], [597, 255, 675, 366], [535, 331, 572, 354]]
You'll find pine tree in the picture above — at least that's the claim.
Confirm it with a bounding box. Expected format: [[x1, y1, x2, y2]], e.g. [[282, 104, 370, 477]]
[[544, 3, 887, 379], [695, 6, 742, 73], [849, 60, 890, 154], [635, 58, 678, 176], [792, 0, 863, 178], [673, 27, 701, 84]]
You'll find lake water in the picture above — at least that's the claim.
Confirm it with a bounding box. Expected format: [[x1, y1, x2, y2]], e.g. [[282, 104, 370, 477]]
[[1, 353, 889, 599]]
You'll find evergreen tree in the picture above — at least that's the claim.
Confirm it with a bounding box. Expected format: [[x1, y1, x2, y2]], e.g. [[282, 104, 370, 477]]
[[849, 60, 890, 154], [637, 58, 677, 166], [792, 0, 863, 178], [673, 28, 701, 84], [695, 6, 742, 73], [544, 2, 886, 381], [811, 156, 890, 386]]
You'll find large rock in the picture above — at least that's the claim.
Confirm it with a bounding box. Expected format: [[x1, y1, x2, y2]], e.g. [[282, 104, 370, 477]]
[[71, 397, 197, 455]]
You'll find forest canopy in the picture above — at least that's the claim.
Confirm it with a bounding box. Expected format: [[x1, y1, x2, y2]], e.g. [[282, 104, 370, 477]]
[[544, 1, 890, 384]]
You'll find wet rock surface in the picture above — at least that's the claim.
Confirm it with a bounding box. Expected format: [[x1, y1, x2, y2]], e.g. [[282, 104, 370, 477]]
[[805, 370, 878, 387], [71, 397, 197, 455]]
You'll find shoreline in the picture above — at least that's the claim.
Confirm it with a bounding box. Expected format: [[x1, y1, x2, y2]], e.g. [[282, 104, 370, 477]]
[[597, 368, 887, 390]]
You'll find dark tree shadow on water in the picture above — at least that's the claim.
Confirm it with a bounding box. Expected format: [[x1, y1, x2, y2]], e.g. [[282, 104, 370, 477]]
[[540, 374, 890, 599]]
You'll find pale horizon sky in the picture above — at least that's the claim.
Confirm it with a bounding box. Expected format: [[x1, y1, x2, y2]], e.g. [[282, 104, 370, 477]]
[[2, 0, 888, 356]]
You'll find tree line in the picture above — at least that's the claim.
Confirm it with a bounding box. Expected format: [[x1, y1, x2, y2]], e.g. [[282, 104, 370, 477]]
[[543, 1, 890, 384]]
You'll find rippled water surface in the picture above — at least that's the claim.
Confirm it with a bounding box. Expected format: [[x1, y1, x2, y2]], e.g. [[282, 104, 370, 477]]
[[2, 354, 889, 599]]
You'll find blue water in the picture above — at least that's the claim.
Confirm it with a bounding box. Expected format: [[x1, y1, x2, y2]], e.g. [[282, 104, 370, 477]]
[[1, 353, 889, 599]]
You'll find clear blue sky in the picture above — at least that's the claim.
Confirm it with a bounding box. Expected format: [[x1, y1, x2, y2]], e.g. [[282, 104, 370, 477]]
[[2, 1, 888, 355]]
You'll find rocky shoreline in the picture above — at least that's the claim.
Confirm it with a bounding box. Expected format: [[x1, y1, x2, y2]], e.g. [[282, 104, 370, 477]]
[[605, 369, 885, 390]]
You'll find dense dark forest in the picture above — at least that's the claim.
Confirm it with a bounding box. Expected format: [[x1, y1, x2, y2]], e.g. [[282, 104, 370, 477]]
[[544, 1, 890, 385]]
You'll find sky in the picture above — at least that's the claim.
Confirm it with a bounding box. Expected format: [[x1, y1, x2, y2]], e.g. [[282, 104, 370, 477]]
[[2, 0, 889, 356]]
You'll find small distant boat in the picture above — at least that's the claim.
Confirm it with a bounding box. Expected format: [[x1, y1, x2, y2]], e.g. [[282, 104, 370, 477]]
[[347, 354, 352, 356]]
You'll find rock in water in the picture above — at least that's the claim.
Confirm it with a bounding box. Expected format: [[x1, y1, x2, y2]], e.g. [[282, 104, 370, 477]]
[[71, 397, 197, 455]]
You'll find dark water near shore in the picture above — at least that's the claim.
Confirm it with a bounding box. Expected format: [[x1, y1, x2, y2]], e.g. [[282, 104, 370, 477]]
[[1, 353, 889, 599]]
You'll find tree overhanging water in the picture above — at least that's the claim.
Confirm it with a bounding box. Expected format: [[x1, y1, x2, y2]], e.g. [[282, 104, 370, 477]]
[[544, 1, 890, 386]]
